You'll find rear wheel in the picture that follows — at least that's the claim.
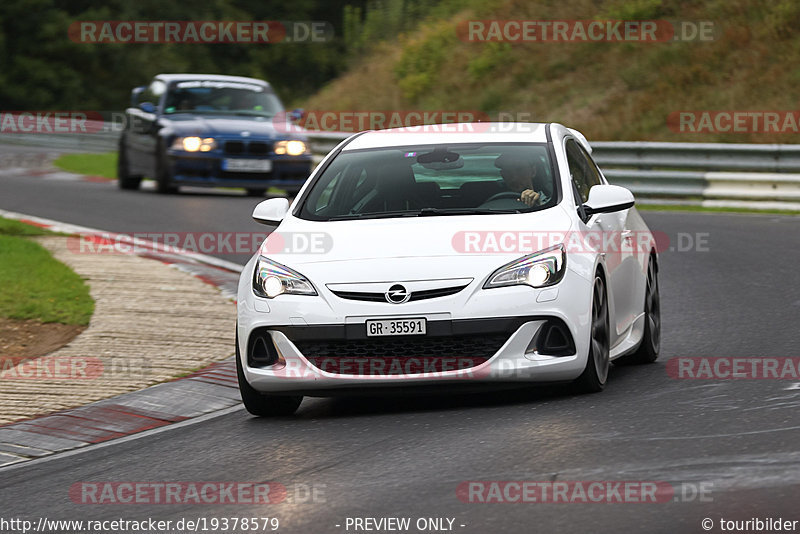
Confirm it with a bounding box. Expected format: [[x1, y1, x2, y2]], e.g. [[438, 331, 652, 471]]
[[617, 255, 660, 365], [573, 274, 610, 393], [117, 139, 142, 190], [236, 332, 303, 416]]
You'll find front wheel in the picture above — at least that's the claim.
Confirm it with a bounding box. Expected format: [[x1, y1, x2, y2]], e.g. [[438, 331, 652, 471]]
[[155, 149, 178, 194], [573, 274, 610, 393], [236, 333, 302, 416], [117, 141, 142, 190]]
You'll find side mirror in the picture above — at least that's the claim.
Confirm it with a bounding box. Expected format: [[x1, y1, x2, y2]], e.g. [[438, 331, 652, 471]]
[[582, 184, 634, 217], [130, 86, 146, 107], [252, 198, 290, 225], [138, 101, 157, 114]]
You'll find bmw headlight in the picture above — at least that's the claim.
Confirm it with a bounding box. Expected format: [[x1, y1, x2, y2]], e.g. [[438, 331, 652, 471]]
[[484, 244, 566, 289], [274, 140, 308, 156], [253, 256, 316, 298], [171, 136, 217, 152]]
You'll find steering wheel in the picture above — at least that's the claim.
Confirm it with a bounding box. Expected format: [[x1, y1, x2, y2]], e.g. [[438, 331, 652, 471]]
[[484, 191, 524, 203]]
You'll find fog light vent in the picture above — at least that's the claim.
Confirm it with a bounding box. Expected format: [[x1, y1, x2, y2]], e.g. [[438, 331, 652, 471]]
[[248, 334, 280, 367], [527, 320, 576, 357]]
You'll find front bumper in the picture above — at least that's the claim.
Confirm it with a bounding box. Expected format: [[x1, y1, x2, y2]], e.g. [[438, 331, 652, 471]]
[[166, 151, 312, 189], [237, 264, 594, 395]]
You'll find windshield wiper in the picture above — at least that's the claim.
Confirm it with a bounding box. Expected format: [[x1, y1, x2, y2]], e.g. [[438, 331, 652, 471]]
[[329, 210, 422, 220], [415, 207, 521, 216], [328, 207, 521, 220]]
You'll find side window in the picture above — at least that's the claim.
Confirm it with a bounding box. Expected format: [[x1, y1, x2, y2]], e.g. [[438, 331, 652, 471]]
[[578, 145, 604, 188], [565, 139, 590, 204], [140, 80, 166, 108]]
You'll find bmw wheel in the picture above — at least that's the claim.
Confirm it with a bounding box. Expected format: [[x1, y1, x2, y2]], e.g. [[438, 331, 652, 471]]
[[155, 147, 178, 194], [117, 137, 142, 190]]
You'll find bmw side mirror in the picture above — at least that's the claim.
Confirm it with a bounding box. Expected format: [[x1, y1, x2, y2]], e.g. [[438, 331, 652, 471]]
[[253, 198, 290, 225], [138, 101, 157, 114], [582, 184, 634, 217], [130, 86, 146, 108]]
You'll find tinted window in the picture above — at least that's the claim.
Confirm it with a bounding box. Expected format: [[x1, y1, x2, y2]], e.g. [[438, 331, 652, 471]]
[[565, 138, 602, 204], [298, 143, 557, 221], [163, 80, 283, 116]]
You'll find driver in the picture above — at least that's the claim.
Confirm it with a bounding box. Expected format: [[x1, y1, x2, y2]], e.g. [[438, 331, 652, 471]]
[[494, 153, 550, 207]]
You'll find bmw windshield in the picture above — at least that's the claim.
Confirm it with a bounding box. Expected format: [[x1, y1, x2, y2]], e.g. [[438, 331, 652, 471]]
[[298, 143, 558, 221], [164, 80, 284, 117]]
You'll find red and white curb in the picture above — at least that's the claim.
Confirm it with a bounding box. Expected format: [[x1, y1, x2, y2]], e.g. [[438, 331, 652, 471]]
[[0, 210, 247, 467]]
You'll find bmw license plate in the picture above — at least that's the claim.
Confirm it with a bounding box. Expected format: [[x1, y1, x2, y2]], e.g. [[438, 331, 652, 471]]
[[366, 318, 427, 337], [222, 158, 272, 172]]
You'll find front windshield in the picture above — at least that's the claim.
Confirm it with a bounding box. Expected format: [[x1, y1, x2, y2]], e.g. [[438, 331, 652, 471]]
[[298, 143, 557, 221], [164, 80, 284, 117]]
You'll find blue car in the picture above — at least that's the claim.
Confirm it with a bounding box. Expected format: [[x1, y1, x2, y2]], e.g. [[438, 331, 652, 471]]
[[117, 74, 313, 195]]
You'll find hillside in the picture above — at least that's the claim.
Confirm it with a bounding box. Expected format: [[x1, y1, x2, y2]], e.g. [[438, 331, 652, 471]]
[[303, 0, 800, 142]]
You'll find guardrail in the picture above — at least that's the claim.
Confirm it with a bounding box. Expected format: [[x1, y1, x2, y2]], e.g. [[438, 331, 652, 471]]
[[2, 121, 799, 208]]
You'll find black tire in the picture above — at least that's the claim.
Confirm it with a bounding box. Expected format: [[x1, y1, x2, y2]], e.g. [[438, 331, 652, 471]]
[[616, 255, 661, 365], [246, 189, 266, 197], [117, 139, 142, 190], [573, 273, 610, 393], [236, 332, 303, 416], [155, 148, 178, 194]]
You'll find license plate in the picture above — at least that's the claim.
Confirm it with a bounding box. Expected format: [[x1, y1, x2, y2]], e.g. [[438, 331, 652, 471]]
[[222, 158, 272, 172], [366, 318, 427, 337]]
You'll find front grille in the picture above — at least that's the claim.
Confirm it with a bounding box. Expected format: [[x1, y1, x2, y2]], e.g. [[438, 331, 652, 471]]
[[248, 141, 270, 155], [295, 333, 507, 375], [224, 141, 245, 154], [223, 140, 272, 155], [330, 284, 468, 303]]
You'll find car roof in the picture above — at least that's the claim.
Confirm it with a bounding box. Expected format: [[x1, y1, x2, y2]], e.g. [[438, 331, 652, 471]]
[[155, 73, 270, 86], [343, 122, 550, 150]]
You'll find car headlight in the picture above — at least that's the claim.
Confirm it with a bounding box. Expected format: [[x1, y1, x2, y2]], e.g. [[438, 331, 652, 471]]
[[484, 244, 566, 289], [274, 140, 307, 156], [171, 136, 217, 152], [253, 256, 316, 298]]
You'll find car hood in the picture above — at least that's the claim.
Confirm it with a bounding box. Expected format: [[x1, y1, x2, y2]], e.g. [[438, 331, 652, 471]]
[[262, 206, 575, 283], [164, 114, 301, 138]]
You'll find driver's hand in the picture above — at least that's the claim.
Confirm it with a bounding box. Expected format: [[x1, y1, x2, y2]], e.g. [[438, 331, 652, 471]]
[[520, 189, 541, 206]]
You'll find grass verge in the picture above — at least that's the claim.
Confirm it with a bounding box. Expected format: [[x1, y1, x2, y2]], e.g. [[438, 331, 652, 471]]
[[53, 152, 117, 180], [0, 218, 94, 325]]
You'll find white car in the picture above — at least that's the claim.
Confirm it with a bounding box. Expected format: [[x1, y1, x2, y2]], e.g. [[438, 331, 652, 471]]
[[236, 123, 660, 416]]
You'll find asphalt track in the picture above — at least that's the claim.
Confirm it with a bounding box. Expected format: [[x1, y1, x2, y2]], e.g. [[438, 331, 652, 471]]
[[1, 165, 799, 534]]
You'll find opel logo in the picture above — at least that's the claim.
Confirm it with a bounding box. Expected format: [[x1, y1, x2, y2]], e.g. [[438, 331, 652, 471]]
[[385, 284, 410, 304]]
